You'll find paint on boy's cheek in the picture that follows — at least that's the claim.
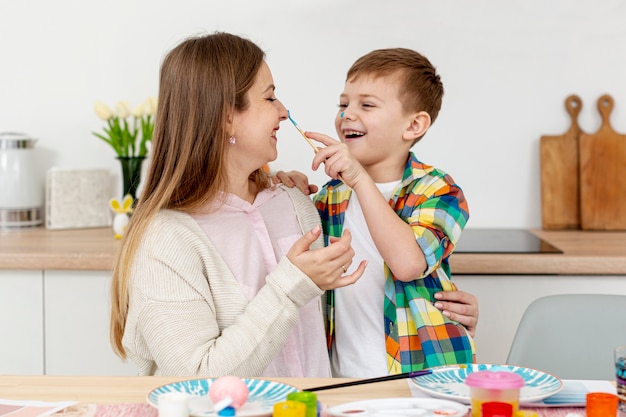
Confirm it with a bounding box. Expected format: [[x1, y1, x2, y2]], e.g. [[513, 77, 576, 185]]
[[340, 111, 345, 118]]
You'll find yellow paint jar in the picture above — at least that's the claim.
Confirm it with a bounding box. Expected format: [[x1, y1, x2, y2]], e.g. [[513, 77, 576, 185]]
[[465, 371, 525, 417]]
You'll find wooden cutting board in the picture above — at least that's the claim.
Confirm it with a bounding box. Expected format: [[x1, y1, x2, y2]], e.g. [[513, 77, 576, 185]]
[[540, 95, 582, 229], [579, 94, 626, 230]]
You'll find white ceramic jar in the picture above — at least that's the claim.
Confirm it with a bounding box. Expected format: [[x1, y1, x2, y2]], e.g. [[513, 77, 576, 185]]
[[0, 132, 44, 228]]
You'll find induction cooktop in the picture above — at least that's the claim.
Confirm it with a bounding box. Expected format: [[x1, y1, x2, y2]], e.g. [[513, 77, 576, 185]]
[[454, 229, 563, 254]]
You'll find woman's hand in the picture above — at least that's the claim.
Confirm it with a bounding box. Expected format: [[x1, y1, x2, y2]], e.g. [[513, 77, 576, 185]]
[[434, 290, 479, 337], [287, 225, 367, 290]]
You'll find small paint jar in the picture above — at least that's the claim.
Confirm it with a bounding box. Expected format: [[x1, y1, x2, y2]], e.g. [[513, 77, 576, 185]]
[[273, 400, 306, 417], [465, 371, 525, 417], [586, 392, 618, 417], [158, 392, 190, 417], [286, 391, 318, 417]]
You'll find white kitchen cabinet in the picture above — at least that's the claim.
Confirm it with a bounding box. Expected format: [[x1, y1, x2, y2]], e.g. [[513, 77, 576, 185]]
[[456, 274, 626, 365], [0, 270, 44, 374], [44, 270, 137, 376]]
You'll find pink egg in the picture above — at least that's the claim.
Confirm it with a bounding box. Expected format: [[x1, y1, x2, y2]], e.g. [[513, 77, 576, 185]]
[[209, 376, 249, 409]]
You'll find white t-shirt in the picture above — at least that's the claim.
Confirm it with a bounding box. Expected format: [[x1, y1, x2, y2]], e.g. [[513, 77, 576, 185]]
[[331, 180, 401, 377]]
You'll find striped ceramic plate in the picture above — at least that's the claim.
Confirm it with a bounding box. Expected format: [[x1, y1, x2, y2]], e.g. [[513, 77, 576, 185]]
[[147, 378, 299, 416], [411, 364, 563, 404]]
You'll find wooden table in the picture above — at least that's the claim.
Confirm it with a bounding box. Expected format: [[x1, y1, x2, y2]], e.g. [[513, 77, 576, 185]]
[[0, 375, 600, 417], [0, 375, 411, 407]]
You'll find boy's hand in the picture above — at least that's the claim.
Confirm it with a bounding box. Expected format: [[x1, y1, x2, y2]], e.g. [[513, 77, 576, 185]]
[[434, 290, 479, 337], [305, 131, 366, 188], [287, 226, 367, 290], [273, 170, 318, 195]]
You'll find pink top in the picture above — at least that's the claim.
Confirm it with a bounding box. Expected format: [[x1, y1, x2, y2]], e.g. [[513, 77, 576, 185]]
[[192, 186, 330, 377]]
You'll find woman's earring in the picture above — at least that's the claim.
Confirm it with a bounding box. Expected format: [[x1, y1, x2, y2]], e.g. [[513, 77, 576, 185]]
[[229, 136, 236, 145]]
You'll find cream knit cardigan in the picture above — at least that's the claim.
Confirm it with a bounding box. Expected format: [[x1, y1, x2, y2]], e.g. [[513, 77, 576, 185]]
[[122, 186, 325, 376]]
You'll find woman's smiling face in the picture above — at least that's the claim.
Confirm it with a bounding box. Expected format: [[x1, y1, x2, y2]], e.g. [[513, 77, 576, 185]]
[[231, 61, 288, 171]]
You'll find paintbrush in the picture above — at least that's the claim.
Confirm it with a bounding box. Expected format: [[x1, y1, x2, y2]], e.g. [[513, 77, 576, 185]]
[[303, 364, 468, 392], [288, 110, 318, 154]]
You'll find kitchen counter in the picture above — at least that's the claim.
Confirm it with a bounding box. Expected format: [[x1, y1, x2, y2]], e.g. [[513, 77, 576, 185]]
[[1, 226, 626, 274], [453, 229, 626, 275], [0, 227, 118, 270]]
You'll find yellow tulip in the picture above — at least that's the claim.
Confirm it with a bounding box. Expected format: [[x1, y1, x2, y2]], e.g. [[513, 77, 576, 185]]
[[115, 101, 131, 119], [132, 103, 144, 118], [94, 101, 113, 120], [144, 96, 158, 115]]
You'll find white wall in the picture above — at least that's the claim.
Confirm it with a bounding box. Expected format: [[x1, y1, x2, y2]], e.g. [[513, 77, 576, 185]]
[[2, 0, 626, 228]]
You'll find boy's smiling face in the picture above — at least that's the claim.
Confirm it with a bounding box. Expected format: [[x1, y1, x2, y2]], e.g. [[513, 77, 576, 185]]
[[335, 71, 418, 178]]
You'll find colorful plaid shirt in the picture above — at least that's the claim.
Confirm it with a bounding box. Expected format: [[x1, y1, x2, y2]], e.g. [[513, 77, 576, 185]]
[[314, 152, 475, 374]]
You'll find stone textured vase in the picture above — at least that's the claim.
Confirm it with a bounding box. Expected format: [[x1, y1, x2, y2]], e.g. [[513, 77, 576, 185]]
[[117, 156, 145, 201]]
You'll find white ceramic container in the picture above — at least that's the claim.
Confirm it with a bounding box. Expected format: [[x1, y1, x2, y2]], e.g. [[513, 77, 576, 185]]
[[0, 132, 43, 228]]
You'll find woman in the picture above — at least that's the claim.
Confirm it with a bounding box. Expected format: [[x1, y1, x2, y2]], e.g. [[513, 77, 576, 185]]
[[109, 32, 365, 377]]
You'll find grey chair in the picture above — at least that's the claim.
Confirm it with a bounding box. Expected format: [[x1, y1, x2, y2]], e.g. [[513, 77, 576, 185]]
[[506, 293, 626, 380]]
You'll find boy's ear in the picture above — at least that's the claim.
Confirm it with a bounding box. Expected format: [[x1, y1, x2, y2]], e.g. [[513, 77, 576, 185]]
[[403, 111, 431, 142]]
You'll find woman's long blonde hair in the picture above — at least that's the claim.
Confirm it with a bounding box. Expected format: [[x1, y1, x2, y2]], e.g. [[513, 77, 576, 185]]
[[110, 32, 270, 358]]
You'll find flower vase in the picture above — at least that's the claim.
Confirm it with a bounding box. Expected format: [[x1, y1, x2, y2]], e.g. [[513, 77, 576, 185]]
[[117, 156, 145, 201]]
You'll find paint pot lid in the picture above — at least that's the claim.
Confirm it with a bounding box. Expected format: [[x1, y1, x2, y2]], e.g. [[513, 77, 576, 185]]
[[465, 371, 525, 389]]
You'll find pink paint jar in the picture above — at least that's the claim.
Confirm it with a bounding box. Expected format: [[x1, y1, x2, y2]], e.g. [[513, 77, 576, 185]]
[[465, 371, 525, 417]]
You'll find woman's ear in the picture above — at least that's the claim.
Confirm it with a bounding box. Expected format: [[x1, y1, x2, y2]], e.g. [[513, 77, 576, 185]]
[[225, 107, 236, 136], [403, 111, 431, 142]]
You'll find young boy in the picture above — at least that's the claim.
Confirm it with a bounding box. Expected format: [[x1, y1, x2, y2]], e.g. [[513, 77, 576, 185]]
[[306, 48, 475, 377]]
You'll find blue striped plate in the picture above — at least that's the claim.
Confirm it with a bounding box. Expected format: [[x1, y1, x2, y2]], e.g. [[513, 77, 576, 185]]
[[147, 378, 299, 416], [410, 364, 563, 404]]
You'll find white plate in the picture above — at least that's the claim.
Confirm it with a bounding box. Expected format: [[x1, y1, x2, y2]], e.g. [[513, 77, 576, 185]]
[[410, 364, 563, 404], [326, 397, 468, 417], [147, 378, 299, 417]]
